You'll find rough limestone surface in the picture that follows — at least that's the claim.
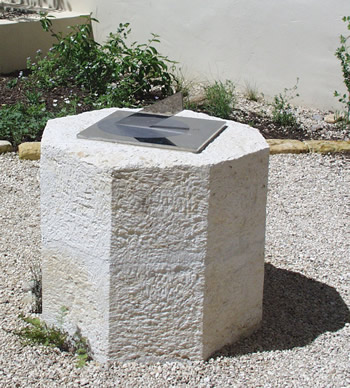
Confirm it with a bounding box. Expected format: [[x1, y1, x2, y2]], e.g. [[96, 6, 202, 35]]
[[18, 142, 41, 160], [0, 140, 12, 154], [40, 108, 269, 363]]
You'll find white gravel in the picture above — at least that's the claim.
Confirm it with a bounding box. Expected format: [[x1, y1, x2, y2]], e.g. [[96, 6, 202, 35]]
[[0, 151, 349, 387]]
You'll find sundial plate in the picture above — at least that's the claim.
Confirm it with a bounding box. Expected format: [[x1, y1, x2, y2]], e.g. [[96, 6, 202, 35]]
[[77, 110, 227, 153]]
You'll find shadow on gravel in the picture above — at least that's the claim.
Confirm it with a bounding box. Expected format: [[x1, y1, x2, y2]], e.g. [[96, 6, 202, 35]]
[[214, 263, 350, 357]]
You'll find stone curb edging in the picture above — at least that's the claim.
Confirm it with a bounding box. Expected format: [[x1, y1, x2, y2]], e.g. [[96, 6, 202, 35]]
[[0, 140, 349, 160], [267, 139, 350, 154], [0, 140, 13, 154], [18, 142, 41, 160]]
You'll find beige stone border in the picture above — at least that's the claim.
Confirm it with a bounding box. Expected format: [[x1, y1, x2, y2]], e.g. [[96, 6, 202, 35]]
[[0, 140, 13, 154], [267, 139, 350, 155], [18, 142, 41, 160], [1, 139, 350, 160]]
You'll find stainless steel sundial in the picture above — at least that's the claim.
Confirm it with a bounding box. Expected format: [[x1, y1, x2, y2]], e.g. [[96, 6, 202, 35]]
[[77, 93, 227, 153]]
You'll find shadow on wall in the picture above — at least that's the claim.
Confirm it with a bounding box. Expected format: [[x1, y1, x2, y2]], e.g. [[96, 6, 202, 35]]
[[213, 263, 350, 357], [7, 0, 72, 11]]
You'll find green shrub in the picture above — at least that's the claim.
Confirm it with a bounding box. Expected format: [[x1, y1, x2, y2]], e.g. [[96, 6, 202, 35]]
[[28, 15, 176, 107], [0, 15, 177, 147], [203, 80, 235, 119], [334, 16, 350, 122], [272, 80, 299, 128]]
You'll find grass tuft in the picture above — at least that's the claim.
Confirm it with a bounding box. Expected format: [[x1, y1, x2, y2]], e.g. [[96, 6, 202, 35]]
[[203, 80, 235, 119]]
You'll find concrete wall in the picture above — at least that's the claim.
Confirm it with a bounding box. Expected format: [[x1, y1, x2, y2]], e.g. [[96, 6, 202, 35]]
[[0, 11, 89, 73], [5, 0, 349, 109]]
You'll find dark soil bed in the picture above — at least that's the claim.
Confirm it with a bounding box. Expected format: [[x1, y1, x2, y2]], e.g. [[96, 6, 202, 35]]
[[0, 71, 93, 115]]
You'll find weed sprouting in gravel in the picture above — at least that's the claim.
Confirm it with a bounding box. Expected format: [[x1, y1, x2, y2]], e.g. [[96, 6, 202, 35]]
[[15, 308, 91, 367], [16, 315, 68, 349]]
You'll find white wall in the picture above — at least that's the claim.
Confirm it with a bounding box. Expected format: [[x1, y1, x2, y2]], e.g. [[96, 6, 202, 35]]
[[16, 0, 350, 110]]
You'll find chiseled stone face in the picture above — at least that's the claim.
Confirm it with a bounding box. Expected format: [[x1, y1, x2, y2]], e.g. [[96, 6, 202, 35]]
[[41, 108, 269, 363]]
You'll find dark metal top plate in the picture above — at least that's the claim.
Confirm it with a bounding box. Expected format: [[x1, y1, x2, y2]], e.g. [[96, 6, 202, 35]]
[[77, 111, 227, 153]]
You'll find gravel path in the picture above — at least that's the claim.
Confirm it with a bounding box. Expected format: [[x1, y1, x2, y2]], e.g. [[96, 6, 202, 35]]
[[0, 152, 349, 387]]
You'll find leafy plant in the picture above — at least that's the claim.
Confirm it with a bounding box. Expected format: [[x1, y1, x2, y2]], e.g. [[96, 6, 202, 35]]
[[15, 310, 91, 367], [6, 78, 18, 89], [25, 90, 43, 105], [334, 16, 350, 122], [27, 15, 176, 107], [203, 80, 236, 119], [272, 79, 299, 128], [0, 102, 54, 147]]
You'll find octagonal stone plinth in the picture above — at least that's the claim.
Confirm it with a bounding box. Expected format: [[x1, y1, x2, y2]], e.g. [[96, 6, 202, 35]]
[[41, 108, 269, 363]]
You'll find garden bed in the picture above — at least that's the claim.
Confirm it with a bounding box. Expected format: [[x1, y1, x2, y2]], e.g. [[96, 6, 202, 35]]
[[1, 70, 349, 146]]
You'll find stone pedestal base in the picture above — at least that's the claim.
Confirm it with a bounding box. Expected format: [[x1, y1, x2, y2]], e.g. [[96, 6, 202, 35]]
[[41, 109, 269, 363]]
